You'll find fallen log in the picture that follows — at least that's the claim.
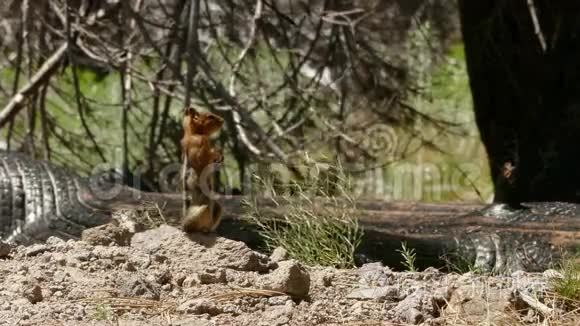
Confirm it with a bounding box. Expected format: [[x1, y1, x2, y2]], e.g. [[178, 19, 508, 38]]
[[106, 190, 580, 272]]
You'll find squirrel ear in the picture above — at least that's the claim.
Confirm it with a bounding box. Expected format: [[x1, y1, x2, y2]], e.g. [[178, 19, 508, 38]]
[[185, 106, 198, 116]]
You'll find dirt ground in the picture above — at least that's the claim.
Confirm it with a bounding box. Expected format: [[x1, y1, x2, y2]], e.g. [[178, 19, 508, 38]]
[[0, 222, 577, 326]]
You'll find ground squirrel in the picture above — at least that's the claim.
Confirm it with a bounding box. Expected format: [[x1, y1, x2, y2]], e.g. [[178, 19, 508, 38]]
[[180, 107, 224, 232]]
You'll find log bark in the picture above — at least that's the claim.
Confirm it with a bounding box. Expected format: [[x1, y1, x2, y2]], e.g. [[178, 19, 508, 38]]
[[102, 188, 580, 272]]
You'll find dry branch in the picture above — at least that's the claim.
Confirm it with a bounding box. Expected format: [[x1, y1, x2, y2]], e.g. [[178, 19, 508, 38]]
[[0, 42, 67, 129]]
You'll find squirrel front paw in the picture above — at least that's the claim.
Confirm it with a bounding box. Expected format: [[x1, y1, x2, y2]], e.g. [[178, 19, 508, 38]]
[[212, 149, 224, 163]]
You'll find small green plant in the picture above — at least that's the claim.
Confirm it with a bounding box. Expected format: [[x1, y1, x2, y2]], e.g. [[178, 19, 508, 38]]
[[552, 254, 580, 306], [397, 242, 417, 272], [441, 250, 483, 274], [90, 303, 112, 321], [243, 158, 363, 269]]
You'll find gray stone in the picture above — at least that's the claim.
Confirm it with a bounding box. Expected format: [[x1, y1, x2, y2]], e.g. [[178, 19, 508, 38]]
[[25, 244, 49, 257], [198, 268, 227, 284], [258, 260, 310, 298], [269, 247, 289, 263], [120, 276, 160, 300], [542, 269, 563, 279], [23, 284, 43, 304], [130, 224, 179, 252], [357, 262, 392, 286], [401, 308, 423, 325], [0, 241, 11, 258], [45, 236, 66, 247], [443, 285, 511, 324], [347, 286, 399, 300], [392, 289, 435, 324], [176, 299, 222, 315], [81, 223, 132, 246]]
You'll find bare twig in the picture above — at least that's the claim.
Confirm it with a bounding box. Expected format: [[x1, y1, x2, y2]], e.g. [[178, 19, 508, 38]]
[[526, 0, 547, 52], [0, 43, 67, 129], [228, 0, 263, 96], [39, 82, 51, 160], [65, 0, 106, 162], [184, 0, 201, 108]]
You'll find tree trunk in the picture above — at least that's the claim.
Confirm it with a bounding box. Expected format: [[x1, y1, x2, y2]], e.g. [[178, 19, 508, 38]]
[[458, 1, 580, 204]]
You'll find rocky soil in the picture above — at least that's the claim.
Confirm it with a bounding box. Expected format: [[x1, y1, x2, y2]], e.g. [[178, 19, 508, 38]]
[[0, 222, 577, 326]]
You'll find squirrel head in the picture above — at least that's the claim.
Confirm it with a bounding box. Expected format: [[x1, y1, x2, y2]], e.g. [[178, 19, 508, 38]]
[[183, 107, 224, 135]]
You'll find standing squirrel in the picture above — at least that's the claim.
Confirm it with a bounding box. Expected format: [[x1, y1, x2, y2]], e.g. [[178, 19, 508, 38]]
[[180, 107, 224, 232]]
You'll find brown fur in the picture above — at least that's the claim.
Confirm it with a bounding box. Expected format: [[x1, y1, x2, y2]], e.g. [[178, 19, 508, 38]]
[[180, 107, 224, 178], [180, 107, 224, 233], [181, 185, 223, 233]]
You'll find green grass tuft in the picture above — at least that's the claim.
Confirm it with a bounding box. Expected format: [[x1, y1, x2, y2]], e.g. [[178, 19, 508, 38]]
[[552, 254, 580, 306], [441, 250, 483, 274], [243, 159, 363, 269], [397, 241, 417, 272], [90, 303, 113, 321]]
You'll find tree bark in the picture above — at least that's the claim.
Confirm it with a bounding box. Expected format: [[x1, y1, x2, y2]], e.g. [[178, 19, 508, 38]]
[[458, 0, 580, 204]]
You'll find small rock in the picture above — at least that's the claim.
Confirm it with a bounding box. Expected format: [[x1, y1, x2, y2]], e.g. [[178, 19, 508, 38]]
[[223, 246, 272, 272], [23, 284, 43, 304], [82, 223, 132, 246], [1, 301, 10, 310], [131, 225, 179, 252], [112, 255, 126, 265], [127, 252, 151, 269], [174, 273, 187, 287], [153, 253, 168, 263], [198, 268, 227, 284], [176, 298, 222, 315], [321, 273, 333, 287], [402, 308, 423, 325], [45, 236, 66, 247], [123, 262, 137, 271], [443, 285, 511, 324], [268, 295, 292, 306], [358, 262, 392, 286], [182, 275, 201, 287], [154, 269, 172, 285], [258, 260, 310, 298], [0, 241, 11, 258], [347, 286, 399, 300], [269, 247, 289, 263], [423, 267, 441, 274], [543, 269, 563, 279], [71, 249, 92, 261], [350, 301, 364, 315], [120, 276, 160, 300], [25, 244, 49, 257], [392, 289, 435, 325], [432, 287, 453, 309]]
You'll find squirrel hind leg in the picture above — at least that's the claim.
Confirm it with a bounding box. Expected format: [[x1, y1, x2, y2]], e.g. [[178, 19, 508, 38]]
[[182, 204, 214, 233], [182, 202, 223, 233]]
